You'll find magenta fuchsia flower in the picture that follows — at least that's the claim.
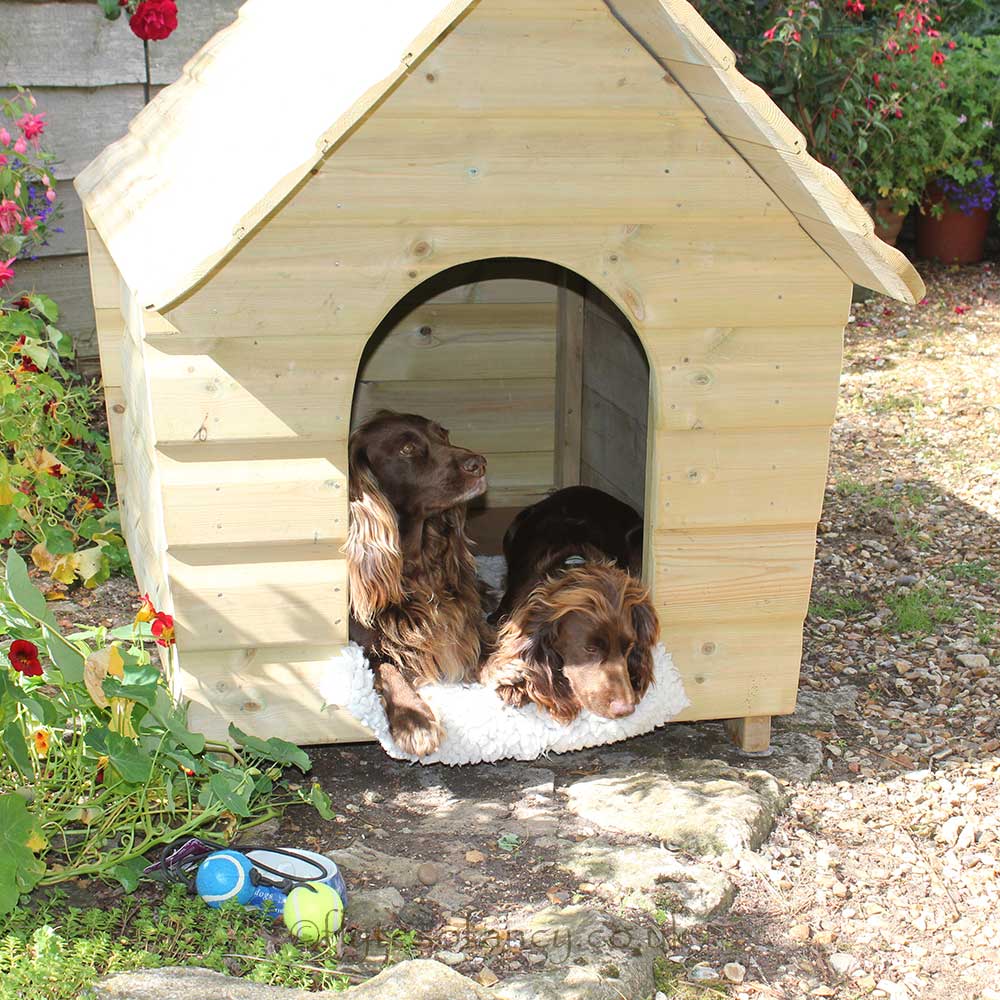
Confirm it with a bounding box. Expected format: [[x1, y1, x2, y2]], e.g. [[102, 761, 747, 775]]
[[13, 137, 26, 155], [16, 113, 46, 143], [21, 216, 37, 235], [45, 188, 56, 203], [0, 128, 9, 146], [0, 199, 21, 235], [0, 258, 15, 288]]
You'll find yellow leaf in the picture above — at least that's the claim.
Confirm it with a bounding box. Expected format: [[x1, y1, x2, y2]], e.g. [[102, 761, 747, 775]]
[[76, 545, 106, 588], [26, 830, 47, 853], [0, 481, 14, 505], [50, 553, 81, 586], [31, 542, 55, 572], [84, 646, 124, 709], [24, 447, 65, 477]]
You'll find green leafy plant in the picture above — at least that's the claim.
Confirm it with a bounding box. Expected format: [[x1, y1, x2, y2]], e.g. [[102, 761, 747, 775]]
[[886, 582, 960, 636], [2, 89, 129, 587], [0, 885, 350, 997], [0, 550, 334, 915]]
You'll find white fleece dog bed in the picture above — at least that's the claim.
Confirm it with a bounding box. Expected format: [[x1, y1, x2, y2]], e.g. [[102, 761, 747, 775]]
[[318, 641, 689, 766]]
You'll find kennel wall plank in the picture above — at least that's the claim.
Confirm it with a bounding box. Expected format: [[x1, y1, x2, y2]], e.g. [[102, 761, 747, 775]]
[[167, 545, 349, 652], [353, 378, 556, 456], [178, 647, 373, 745], [656, 426, 833, 528], [652, 525, 819, 624], [156, 443, 349, 548], [136, 337, 360, 444], [554, 283, 585, 488], [167, 221, 849, 341], [667, 618, 804, 721], [645, 326, 845, 432], [361, 302, 556, 382]]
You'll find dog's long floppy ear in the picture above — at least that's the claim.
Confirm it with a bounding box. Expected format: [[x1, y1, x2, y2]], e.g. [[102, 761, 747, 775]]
[[627, 589, 660, 699], [344, 447, 404, 626], [520, 615, 579, 725]]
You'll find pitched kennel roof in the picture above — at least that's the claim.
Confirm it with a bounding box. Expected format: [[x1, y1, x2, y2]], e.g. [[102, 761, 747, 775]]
[[75, 0, 925, 310]]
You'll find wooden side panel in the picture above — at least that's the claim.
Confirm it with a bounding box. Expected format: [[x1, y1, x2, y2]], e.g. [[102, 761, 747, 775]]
[[653, 525, 819, 625], [646, 326, 845, 432], [554, 283, 584, 489], [168, 545, 349, 652], [179, 646, 373, 745], [581, 290, 649, 511]]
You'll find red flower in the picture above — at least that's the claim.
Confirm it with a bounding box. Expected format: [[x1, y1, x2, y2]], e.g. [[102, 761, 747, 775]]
[[151, 612, 176, 647], [872, 72, 881, 87], [0, 257, 15, 289], [0, 199, 21, 235], [9, 639, 43, 677], [21, 216, 38, 236], [18, 359, 40, 374], [129, 0, 178, 41], [792, 30, 801, 41], [763, 26, 777, 40], [135, 593, 157, 624], [954, 306, 969, 315], [16, 113, 46, 143], [931, 51, 946, 66], [947, 40, 956, 50]]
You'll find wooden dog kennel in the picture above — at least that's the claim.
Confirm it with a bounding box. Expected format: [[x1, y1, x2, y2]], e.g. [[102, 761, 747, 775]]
[[76, 0, 923, 750]]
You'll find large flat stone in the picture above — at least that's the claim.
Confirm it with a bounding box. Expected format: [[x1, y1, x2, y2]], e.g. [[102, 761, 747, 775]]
[[495, 905, 658, 1000], [561, 759, 784, 855], [95, 961, 494, 1000], [558, 840, 735, 925]]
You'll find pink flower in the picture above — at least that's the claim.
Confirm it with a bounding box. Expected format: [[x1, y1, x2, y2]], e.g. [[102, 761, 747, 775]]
[[0, 128, 9, 146], [13, 137, 27, 155], [17, 113, 46, 143], [0, 155, 7, 167], [45, 188, 56, 203], [763, 26, 777, 40], [0, 259, 15, 289], [0, 199, 22, 235], [21, 216, 38, 235]]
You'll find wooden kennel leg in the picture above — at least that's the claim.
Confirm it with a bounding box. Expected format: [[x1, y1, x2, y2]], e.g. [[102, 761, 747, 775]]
[[724, 715, 772, 754]]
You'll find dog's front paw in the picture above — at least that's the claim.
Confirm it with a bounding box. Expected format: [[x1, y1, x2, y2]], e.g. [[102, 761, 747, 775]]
[[495, 682, 529, 708], [389, 706, 444, 757]]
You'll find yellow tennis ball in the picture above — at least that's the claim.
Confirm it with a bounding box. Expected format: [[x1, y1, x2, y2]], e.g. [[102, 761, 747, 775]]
[[283, 882, 344, 942]]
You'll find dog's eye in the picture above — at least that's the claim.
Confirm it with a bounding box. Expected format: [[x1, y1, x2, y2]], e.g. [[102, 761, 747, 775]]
[[399, 442, 417, 457], [584, 644, 599, 654]]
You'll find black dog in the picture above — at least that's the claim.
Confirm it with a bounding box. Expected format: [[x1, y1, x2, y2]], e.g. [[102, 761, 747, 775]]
[[489, 485, 644, 625]]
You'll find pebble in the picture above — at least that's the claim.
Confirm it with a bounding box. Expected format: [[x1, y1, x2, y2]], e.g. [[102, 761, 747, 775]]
[[722, 962, 746, 983], [830, 953, 858, 975], [434, 950, 466, 967], [957, 653, 990, 670], [417, 862, 440, 886], [689, 965, 720, 982]]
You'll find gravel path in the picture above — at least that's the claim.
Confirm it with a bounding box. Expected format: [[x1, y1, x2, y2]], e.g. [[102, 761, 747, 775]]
[[680, 263, 999, 1000]]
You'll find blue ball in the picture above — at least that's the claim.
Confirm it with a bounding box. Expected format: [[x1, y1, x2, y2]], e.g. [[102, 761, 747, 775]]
[[196, 850, 254, 908]]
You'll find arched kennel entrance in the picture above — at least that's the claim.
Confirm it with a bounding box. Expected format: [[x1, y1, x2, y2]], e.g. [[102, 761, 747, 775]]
[[350, 259, 651, 562]]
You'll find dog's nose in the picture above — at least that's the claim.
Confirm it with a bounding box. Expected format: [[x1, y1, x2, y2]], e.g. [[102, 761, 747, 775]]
[[608, 698, 636, 719], [462, 453, 487, 476]]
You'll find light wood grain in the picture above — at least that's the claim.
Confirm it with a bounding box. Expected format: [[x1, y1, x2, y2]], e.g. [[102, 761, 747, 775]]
[[554, 283, 584, 488], [724, 715, 772, 753], [652, 524, 819, 624], [168, 545, 349, 652], [646, 326, 846, 432], [656, 426, 833, 527], [178, 646, 373, 744]]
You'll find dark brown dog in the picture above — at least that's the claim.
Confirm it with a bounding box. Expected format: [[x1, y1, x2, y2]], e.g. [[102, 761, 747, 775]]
[[481, 487, 657, 723], [345, 410, 492, 755]]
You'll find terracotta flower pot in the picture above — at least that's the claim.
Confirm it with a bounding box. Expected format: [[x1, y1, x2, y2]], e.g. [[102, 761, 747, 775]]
[[871, 198, 907, 246], [916, 181, 991, 264]]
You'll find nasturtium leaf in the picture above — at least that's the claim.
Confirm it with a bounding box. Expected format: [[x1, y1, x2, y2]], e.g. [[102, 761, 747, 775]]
[[104, 731, 153, 785], [108, 856, 148, 893], [103, 662, 161, 709], [165, 747, 207, 776], [31, 295, 59, 323], [46, 325, 73, 359], [305, 783, 336, 821], [43, 524, 75, 556], [149, 689, 205, 755], [20, 343, 50, 371], [0, 505, 20, 538], [43, 632, 85, 684], [229, 724, 311, 773], [97, 0, 122, 18], [5, 550, 57, 627], [202, 769, 254, 818], [78, 546, 110, 589], [108, 621, 154, 641], [0, 793, 46, 916], [2, 723, 32, 778]]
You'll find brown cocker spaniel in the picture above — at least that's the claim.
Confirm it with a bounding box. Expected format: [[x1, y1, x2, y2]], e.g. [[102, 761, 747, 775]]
[[481, 488, 658, 723], [346, 410, 492, 756]]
